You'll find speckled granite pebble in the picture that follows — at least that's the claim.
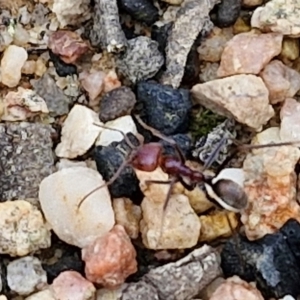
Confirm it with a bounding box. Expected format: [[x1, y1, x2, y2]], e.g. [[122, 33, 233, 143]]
[[0, 122, 54, 202]]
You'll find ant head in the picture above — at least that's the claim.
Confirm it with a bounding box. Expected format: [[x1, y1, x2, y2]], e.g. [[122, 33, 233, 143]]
[[204, 168, 248, 212]]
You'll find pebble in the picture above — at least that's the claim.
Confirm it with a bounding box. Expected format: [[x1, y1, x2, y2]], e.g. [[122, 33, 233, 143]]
[[217, 31, 283, 77], [25, 289, 54, 300], [183, 184, 213, 214], [280, 98, 300, 142], [94, 134, 142, 199], [182, 40, 201, 85], [22, 60, 36, 75], [0, 200, 51, 256], [280, 37, 299, 61], [31, 73, 71, 116], [197, 27, 234, 62], [199, 62, 219, 82], [122, 245, 221, 299], [118, 0, 159, 26], [221, 219, 300, 298], [7, 256, 47, 296], [51, 271, 96, 300], [79, 70, 106, 102], [39, 166, 115, 248], [191, 74, 274, 131], [99, 86, 136, 123], [160, 0, 217, 88], [103, 70, 122, 93], [82, 225, 137, 288], [209, 276, 264, 300], [242, 0, 263, 6], [48, 30, 89, 64], [193, 119, 236, 166], [161, 0, 183, 4], [55, 104, 103, 158], [216, 0, 241, 27], [0, 45, 28, 87], [1, 87, 48, 121], [151, 22, 173, 55], [116, 36, 164, 83], [112, 198, 142, 239], [241, 127, 300, 240], [96, 288, 122, 299], [95, 115, 138, 147], [136, 168, 201, 249], [251, 0, 300, 37], [260, 60, 300, 104], [0, 122, 54, 202], [137, 81, 192, 135], [49, 51, 78, 77], [199, 211, 238, 242], [51, 0, 91, 27]]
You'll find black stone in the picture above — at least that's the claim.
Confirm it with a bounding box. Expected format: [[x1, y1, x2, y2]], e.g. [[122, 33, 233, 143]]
[[136, 81, 192, 135], [182, 40, 200, 86], [221, 219, 300, 298], [49, 51, 77, 77], [99, 86, 136, 122], [94, 133, 143, 203], [215, 0, 241, 28], [151, 22, 173, 55], [118, 0, 159, 26], [160, 133, 193, 159], [43, 255, 84, 283]]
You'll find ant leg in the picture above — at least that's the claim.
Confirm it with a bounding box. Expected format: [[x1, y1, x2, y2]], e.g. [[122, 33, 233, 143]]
[[134, 115, 186, 163], [202, 135, 228, 171], [77, 151, 136, 209], [178, 177, 197, 191], [225, 213, 245, 272], [93, 122, 142, 149], [144, 180, 173, 185]]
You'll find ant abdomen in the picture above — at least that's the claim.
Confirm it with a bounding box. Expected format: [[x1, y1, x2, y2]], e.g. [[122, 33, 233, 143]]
[[131, 143, 163, 172], [212, 179, 248, 212]]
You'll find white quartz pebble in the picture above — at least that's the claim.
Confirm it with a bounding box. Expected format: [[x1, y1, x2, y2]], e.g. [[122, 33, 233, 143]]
[[55, 104, 103, 159], [1, 45, 28, 87], [39, 166, 115, 248]]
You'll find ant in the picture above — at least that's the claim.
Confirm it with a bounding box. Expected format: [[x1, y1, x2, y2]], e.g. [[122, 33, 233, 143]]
[[77, 115, 298, 214]]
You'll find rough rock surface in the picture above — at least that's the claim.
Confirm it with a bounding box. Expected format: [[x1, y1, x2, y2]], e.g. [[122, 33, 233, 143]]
[[191, 74, 274, 131], [136, 168, 201, 249], [120, 245, 221, 300], [217, 31, 283, 77], [242, 127, 300, 240], [209, 276, 264, 300], [51, 271, 96, 300], [1, 45, 28, 87], [116, 36, 164, 83], [7, 256, 47, 295], [251, 0, 300, 37], [0, 200, 51, 256], [0, 122, 54, 202], [280, 98, 300, 142], [82, 225, 137, 288], [55, 104, 103, 158], [260, 60, 300, 104]]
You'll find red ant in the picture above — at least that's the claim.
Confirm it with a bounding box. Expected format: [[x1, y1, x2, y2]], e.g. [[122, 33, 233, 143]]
[[78, 115, 300, 214]]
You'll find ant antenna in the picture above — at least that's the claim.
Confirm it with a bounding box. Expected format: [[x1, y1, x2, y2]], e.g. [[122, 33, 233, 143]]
[[134, 115, 186, 163], [77, 122, 142, 209], [93, 122, 140, 149], [77, 151, 136, 209]]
